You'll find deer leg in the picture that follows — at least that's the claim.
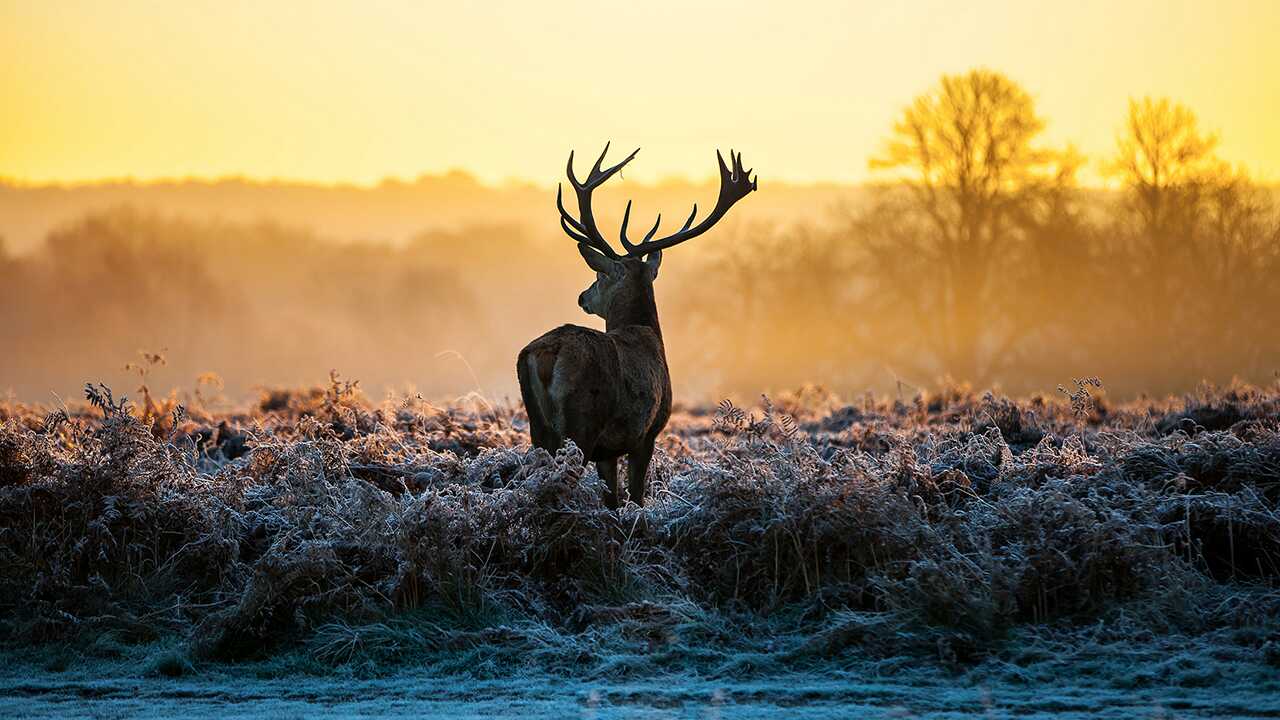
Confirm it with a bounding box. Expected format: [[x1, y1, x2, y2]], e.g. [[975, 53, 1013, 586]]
[[625, 441, 655, 507], [526, 416, 559, 452], [596, 459, 619, 511]]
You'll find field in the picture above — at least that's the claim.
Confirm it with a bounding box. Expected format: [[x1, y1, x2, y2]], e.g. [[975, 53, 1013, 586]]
[[1, 379, 1278, 716]]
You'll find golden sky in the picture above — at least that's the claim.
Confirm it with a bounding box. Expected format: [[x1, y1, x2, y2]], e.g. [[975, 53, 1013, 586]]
[[2, 0, 1276, 185]]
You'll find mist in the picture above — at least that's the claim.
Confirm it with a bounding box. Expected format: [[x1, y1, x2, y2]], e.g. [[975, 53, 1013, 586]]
[[3, 74, 1278, 406]]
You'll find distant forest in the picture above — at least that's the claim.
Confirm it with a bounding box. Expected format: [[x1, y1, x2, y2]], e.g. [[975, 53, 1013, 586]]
[[2, 70, 1277, 404]]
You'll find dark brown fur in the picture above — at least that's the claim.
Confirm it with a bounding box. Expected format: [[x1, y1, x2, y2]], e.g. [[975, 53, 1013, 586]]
[[517, 259, 671, 508]]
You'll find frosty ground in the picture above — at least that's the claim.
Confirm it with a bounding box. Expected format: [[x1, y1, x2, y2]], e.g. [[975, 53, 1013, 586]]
[[4, 640, 1279, 719], [5, 633, 1280, 720], [1, 380, 1278, 716]]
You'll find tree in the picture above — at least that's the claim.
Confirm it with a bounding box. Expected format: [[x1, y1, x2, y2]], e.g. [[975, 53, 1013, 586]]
[[860, 69, 1081, 385], [1109, 97, 1221, 243], [1105, 97, 1280, 386]]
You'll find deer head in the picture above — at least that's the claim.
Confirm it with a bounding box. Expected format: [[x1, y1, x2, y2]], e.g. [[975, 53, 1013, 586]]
[[557, 143, 758, 321]]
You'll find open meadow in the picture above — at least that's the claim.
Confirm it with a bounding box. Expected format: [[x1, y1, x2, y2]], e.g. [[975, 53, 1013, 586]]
[[1, 380, 1278, 716]]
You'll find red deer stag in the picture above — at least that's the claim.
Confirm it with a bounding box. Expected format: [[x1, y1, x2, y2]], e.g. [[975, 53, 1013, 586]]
[[518, 144, 757, 508]]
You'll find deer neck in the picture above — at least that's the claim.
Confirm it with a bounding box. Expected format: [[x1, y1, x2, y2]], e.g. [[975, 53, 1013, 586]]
[[605, 281, 663, 342]]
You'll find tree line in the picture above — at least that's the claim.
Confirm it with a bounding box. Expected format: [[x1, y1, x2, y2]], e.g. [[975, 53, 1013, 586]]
[[1, 69, 1276, 401], [672, 70, 1279, 397]]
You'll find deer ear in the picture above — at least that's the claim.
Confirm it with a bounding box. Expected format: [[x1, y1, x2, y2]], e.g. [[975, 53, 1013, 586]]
[[644, 249, 662, 279], [577, 244, 616, 274]]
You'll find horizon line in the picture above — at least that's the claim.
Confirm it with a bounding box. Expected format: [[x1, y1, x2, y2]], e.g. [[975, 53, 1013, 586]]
[[0, 171, 1162, 193], [0, 169, 866, 192]]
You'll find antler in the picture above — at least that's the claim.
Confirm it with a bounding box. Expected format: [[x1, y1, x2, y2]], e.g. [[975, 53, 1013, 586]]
[[557, 142, 639, 259], [620, 149, 757, 256], [556, 144, 758, 259]]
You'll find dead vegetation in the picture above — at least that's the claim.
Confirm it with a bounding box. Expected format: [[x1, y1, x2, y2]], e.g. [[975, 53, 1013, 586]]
[[0, 378, 1277, 674]]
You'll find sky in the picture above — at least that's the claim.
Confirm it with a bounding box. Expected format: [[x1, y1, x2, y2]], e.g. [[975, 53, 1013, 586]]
[[1, 0, 1277, 186]]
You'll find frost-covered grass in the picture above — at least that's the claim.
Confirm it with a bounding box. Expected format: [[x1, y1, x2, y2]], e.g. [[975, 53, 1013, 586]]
[[5, 644, 1280, 719], [1, 379, 1278, 681]]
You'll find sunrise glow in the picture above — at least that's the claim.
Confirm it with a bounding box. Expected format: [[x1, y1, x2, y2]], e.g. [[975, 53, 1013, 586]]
[[3, 0, 1277, 186]]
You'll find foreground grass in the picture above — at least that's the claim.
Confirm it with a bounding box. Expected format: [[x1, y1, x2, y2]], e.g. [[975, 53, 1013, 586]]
[[0, 379, 1278, 680], [4, 630, 1280, 719]]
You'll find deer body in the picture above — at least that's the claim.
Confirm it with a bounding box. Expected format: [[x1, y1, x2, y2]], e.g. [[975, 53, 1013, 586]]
[[518, 324, 670, 508], [518, 144, 756, 508]]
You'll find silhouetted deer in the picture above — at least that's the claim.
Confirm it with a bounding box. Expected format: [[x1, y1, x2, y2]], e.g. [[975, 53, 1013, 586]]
[[518, 144, 757, 508]]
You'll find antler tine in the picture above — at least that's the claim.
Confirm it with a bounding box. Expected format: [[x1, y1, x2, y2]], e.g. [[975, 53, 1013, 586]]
[[620, 200, 663, 252], [643, 214, 662, 243], [622, 147, 757, 257], [557, 143, 641, 258], [570, 142, 640, 190], [566, 150, 581, 189], [619, 200, 635, 252], [588, 144, 639, 187], [589, 142, 612, 181], [556, 184, 587, 234], [730, 150, 755, 188], [678, 205, 697, 233]]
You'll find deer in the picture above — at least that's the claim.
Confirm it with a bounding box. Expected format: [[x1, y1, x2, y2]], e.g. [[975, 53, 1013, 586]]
[[517, 143, 757, 509]]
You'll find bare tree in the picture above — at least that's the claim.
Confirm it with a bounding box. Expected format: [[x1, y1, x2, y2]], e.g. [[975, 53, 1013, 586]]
[[860, 69, 1080, 385], [1109, 97, 1221, 243], [1106, 97, 1280, 385]]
